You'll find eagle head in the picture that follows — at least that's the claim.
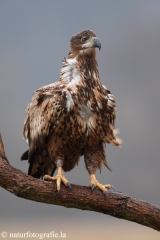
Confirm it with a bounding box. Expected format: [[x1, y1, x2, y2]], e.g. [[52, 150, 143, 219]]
[[70, 30, 101, 58]]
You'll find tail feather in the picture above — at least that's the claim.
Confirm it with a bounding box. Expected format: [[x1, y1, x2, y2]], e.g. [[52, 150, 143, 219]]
[[20, 150, 29, 160], [28, 151, 56, 178]]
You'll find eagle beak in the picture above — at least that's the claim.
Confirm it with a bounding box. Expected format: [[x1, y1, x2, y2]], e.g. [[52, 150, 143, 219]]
[[82, 37, 101, 51], [92, 37, 101, 51]]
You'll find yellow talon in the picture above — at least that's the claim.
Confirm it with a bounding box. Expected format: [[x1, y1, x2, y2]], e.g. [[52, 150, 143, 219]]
[[44, 166, 69, 191], [90, 174, 112, 194]]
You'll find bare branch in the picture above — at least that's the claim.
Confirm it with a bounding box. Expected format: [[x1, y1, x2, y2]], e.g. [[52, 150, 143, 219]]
[[0, 133, 9, 164], [0, 134, 159, 231]]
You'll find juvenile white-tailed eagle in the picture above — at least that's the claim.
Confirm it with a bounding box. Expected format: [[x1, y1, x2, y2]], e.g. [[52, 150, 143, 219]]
[[21, 30, 122, 195]]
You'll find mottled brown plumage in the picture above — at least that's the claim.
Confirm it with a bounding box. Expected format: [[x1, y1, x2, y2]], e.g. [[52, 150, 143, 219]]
[[21, 30, 122, 194]]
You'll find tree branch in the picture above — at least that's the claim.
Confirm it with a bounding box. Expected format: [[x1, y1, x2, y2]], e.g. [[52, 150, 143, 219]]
[[0, 134, 159, 231]]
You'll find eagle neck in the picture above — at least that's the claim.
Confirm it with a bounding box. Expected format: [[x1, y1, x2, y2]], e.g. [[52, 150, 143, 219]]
[[59, 55, 104, 93], [77, 55, 104, 91]]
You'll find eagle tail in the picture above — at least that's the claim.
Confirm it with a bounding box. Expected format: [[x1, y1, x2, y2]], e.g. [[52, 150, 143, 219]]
[[20, 150, 29, 160], [28, 154, 42, 179], [27, 150, 56, 179], [21, 149, 56, 179]]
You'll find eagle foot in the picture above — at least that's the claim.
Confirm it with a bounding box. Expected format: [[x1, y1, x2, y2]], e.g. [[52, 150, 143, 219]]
[[90, 174, 114, 195], [43, 166, 71, 192]]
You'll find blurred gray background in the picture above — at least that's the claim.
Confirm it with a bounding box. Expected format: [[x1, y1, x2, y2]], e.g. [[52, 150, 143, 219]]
[[0, 1, 160, 239]]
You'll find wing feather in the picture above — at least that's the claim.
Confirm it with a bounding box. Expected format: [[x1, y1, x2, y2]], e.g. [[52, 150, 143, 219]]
[[23, 86, 66, 161], [102, 86, 122, 146]]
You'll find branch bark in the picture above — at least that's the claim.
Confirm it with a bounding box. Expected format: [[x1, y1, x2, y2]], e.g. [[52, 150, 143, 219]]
[[0, 134, 159, 231]]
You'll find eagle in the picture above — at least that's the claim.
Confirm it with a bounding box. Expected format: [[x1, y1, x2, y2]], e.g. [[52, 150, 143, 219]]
[[21, 30, 122, 195]]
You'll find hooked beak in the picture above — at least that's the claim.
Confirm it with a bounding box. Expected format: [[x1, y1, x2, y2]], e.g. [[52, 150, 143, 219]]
[[82, 37, 101, 51], [92, 37, 101, 51]]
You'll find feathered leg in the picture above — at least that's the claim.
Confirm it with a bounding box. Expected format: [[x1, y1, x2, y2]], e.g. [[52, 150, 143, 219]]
[[84, 146, 114, 196], [43, 160, 71, 193]]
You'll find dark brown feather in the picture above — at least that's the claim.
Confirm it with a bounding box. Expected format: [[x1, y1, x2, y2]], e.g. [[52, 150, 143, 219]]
[[22, 30, 122, 178]]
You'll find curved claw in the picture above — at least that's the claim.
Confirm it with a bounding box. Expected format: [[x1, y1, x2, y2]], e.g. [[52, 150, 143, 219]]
[[105, 191, 109, 198], [57, 190, 60, 195], [67, 182, 72, 190], [91, 184, 95, 191], [41, 176, 45, 181], [110, 185, 115, 192]]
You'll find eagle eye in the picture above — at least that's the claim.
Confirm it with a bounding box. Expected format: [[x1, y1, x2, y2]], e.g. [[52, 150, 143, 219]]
[[81, 36, 87, 42]]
